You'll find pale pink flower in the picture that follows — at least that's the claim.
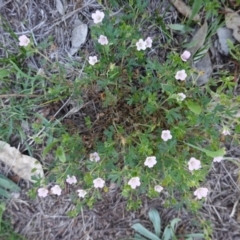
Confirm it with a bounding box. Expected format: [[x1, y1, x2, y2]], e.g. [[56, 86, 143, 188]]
[[213, 156, 223, 163], [93, 178, 105, 188], [145, 37, 152, 48], [88, 56, 98, 65], [154, 185, 163, 193], [66, 175, 77, 184], [175, 70, 187, 81], [37, 188, 48, 198], [188, 157, 201, 171], [98, 35, 108, 45], [180, 50, 191, 61], [18, 35, 30, 47], [161, 130, 172, 141], [194, 187, 208, 199], [51, 185, 62, 196], [77, 189, 87, 198], [90, 152, 100, 162], [91, 10, 105, 24], [144, 156, 157, 168], [136, 39, 147, 51], [176, 93, 186, 101], [222, 127, 230, 136], [128, 177, 141, 189]]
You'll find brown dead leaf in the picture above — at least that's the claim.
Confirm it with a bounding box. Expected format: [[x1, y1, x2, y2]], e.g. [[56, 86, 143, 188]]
[[225, 7, 240, 42], [170, 0, 200, 22], [0, 141, 44, 182], [187, 21, 208, 57]]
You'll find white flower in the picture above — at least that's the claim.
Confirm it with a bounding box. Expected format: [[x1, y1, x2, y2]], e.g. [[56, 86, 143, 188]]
[[93, 178, 105, 188], [144, 156, 157, 168], [222, 127, 230, 136], [188, 157, 201, 171], [176, 93, 186, 101], [51, 185, 62, 196], [175, 70, 187, 81], [77, 189, 87, 198], [90, 152, 100, 162], [180, 50, 191, 61], [91, 10, 105, 24], [145, 37, 152, 48], [213, 156, 223, 163], [154, 185, 163, 193], [98, 35, 108, 45], [161, 130, 172, 141], [18, 35, 30, 47], [88, 56, 98, 65], [128, 177, 141, 189], [136, 39, 147, 51], [194, 187, 208, 199], [37, 188, 48, 198], [66, 175, 77, 184]]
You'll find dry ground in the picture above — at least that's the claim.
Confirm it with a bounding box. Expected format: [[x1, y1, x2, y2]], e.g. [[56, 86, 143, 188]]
[[1, 0, 240, 239]]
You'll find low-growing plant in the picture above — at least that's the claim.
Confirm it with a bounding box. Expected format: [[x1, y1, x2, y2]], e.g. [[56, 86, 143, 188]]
[[131, 208, 204, 240], [0, 202, 26, 240], [0, 182, 24, 240], [0, 0, 237, 220]]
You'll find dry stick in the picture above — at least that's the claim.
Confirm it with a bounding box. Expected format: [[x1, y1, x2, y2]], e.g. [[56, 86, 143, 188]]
[[229, 199, 239, 218]]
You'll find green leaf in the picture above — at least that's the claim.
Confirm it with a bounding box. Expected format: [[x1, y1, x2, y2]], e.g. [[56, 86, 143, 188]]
[[0, 174, 20, 192], [43, 140, 59, 158], [162, 226, 174, 240], [185, 143, 226, 157], [186, 101, 202, 115], [134, 233, 148, 240], [189, 0, 203, 22], [0, 69, 9, 78], [162, 218, 180, 240], [184, 233, 205, 238], [56, 146, 66, 162], [168, 24, 192, 33], [182, 40, 198, 49], [156, 16, 173, 41], [168, 24, 186, 31], [148, 209, 161, 237], [0, 188, 10, 199], [170, 218, 181, 231], [131, 223, 161, 240]]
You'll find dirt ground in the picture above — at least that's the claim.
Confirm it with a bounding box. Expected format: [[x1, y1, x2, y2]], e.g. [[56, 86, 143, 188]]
[[1, 0, 240, 239]]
